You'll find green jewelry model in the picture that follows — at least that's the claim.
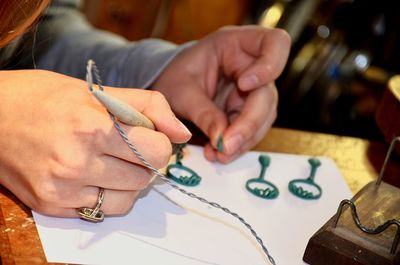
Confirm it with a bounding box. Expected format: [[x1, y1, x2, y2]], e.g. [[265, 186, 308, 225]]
[[166, 144, 201, 186], [288, 158, 322, 200], [246, 155, 279, 199], [217, 136, 224, 152]]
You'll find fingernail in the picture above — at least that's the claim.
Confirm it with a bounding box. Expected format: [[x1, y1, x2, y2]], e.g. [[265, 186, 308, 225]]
[[239, 74, 259, 90], [225, 134, 243, 154], [174, 117, 192, 136]]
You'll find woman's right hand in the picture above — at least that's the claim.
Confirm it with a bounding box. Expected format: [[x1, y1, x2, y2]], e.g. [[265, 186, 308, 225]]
[[0, 70, 191, 217]]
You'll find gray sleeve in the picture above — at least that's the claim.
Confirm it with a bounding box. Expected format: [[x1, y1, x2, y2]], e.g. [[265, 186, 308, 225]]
[[33, 0, 191, 88]]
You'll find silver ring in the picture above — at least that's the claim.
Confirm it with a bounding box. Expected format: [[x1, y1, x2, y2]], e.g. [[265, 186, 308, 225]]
[[78, 187, 105, 223]]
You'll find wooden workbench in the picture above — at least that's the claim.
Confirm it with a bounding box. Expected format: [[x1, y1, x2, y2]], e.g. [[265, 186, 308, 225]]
[[1, 127, 398, 264]]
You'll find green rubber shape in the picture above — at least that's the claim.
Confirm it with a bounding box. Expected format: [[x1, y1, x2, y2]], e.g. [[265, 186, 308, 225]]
[[246, 155, 279, 199], [217, 136, 224, 152], [166, 144, 201, 187], [288, 158, 322, 200], [166, 162, 201, 186]]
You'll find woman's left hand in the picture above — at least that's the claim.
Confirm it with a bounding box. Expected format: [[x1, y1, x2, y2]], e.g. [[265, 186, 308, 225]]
[[152, 25, 291, 163]]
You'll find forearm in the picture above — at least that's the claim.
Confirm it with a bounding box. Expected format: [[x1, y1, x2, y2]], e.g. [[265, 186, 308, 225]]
[[30, 0, 190, 88]]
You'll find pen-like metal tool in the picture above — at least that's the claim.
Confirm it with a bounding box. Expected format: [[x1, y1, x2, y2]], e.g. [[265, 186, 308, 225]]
[[86, 60, 155, 129]]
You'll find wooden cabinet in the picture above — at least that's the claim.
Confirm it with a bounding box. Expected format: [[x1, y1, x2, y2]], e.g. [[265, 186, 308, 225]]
[[83, 0, 250, 43]]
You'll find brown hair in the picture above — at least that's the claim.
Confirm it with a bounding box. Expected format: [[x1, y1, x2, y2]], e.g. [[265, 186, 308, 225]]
[[0, 0, 50, 48]]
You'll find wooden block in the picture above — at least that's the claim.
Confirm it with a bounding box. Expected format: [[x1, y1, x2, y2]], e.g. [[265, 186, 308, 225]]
[[303, 181, 400, 265]]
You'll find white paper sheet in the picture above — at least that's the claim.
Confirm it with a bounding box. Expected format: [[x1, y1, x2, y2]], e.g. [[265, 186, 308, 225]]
[[33, 145, 352, 265]]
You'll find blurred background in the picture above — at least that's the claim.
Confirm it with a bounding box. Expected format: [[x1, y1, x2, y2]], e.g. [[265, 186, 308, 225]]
[[83, 0, 400, 142]]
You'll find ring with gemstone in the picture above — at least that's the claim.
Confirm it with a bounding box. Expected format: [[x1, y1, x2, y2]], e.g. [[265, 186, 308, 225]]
[[77, 187, 105, 223]]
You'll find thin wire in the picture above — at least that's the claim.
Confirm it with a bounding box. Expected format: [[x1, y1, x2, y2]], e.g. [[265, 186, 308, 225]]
[[86, 60, 276, 265], [31, 23, 39, 69]]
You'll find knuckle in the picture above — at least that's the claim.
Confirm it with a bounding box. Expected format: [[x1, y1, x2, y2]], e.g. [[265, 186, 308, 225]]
[[81, 118, 109, 149], [90, 125, 107, 149], [265, 63, 279, 78], [49, 141, 93, 181], [149, 90, 167, 104], [67, 110, 107, 150], [49, 156, 85, 181], [273, 28, 291, 45], [32, 183, 58, 210]]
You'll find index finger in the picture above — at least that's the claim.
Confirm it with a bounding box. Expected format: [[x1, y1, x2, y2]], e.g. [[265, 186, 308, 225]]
[[235, 26, 291, 91], [101, 87, 192, 144], [220, 83, 278, 156]]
